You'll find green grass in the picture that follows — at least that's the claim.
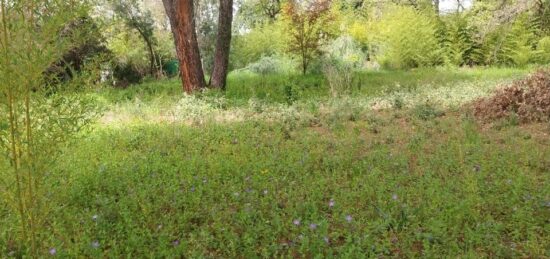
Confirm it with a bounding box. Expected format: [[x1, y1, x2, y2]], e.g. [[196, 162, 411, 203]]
[[97, 66, 530, 106], [1, 67, 549, 257]]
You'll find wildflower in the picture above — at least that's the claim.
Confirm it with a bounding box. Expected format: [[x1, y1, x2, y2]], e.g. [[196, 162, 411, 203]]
[[91, 240, 100, 249], [157, 224, 163, 230], [202, 178, 207, 184], [473, 165, 481, 172], [234, 192, 240, 197], [309, 223, 318, 230], [323, 236, 330, 244], [190, 186, 195, 192], [172, 240, 180, 246], [92, 215, 98, 221], [329, 199, 335, 208], [392, 194, 398, 200], [293, 219, 300, 226], [49, 248, 57, 256], [263, 189, 268, 195], [345, 215, 353, 223]]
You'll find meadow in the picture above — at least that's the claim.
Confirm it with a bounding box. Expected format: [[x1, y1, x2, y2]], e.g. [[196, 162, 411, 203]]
[[2, 67, 549, 257]]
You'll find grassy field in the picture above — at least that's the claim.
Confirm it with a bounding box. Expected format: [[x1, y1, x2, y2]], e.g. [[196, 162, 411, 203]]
[[1, 67, 549, 257]]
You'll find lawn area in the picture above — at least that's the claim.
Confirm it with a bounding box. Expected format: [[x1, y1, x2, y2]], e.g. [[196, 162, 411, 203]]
[[1, 67, 549, 257]]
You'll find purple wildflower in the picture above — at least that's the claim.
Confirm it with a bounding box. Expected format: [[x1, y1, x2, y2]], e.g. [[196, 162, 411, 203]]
[[91, 240, 100, 249], [49, 248, 57, 256], [345, 215, 353, 223], [190, 186, 195, 192], [293, 219, 300, 226], [329, 199, 335, 208], [172, 240, 180, 246], [309, 223, 318, 230], [473, 165, 481, 172]]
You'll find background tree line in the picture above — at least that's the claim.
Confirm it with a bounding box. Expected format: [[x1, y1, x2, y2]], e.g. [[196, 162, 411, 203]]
[[45, 0, 550, 93]]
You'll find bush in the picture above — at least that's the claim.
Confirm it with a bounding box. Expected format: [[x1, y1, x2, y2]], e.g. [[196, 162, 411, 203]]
[[245, 55, 296, 75], [482, 15, 538, 66], [230, 21, 289, 70], [370, 6, 443, 69], [113, 62, 147, 87], [322, 35, 365, 96], [537, 36, 550, 64], [441, 16, 484, 66]]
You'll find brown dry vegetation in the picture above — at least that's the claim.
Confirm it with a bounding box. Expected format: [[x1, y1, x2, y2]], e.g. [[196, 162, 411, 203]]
[[473, 69, 550, 123]]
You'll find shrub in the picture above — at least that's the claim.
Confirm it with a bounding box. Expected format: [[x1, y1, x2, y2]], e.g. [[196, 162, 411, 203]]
[[370, 6, 443, 69], [245, 55, 296, 75], [482, 15, 538, 66], [537, 36, 550, 64], [113, 62, 147, 87], [230, 21, 289, 70], [322, 35, 365, 96], [442, 15, 484, 66]]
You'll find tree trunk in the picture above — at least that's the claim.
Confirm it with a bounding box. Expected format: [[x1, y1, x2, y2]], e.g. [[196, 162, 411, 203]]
[[162, 0, 206, 93], [210, 0, 233, 90]]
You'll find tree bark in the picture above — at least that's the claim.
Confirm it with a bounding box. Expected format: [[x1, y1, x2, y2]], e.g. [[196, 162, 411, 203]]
[[209, 0, 233, 90], [162, 0, 206, 93]]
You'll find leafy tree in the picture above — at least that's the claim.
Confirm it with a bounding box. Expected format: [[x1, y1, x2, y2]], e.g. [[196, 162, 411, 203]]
[[282, 0, 335, 74], [110, 0, 162, 77], [238, 0, 283, 26]]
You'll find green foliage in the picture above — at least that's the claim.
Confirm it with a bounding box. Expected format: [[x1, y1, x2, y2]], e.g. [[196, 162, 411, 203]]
[[282, 0, 336, 74], [483, 15, 538, 67], [371, 6, 443, 69], [230, 21, 289, 70], [2, 94, 549, 257], [245, 55, 297, 75], [536, 36, 550, 64], [0, 0, 101, 255], [322, 35, 365, 96], [412, 102, 445, 120], [108, 0, 164, 82], [441, 15, 484, 66]]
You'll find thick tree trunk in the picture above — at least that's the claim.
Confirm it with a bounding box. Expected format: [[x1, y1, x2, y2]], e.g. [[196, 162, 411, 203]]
[[210, 0, 233, 90], [162, 0, 206, 93]]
